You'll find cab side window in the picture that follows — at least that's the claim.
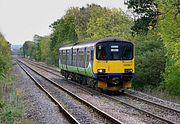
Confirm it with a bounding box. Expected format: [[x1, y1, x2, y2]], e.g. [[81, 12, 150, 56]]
[[97, 45, 106, 60]]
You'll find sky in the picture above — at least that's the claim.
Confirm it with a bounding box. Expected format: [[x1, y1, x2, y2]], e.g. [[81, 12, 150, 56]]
[[0, 0, 128, 45]]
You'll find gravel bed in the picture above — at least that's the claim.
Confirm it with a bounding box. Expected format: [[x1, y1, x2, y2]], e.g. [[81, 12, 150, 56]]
[[22, 60, 169, 124], [27, 59, 180, 110], [52, 79, 154, 124], [112, 95, 180, 123], [24, 58, 59, 72], [127, 89, 180, 112], [14, 61, 70, 124], [21, 63, 114, 124]]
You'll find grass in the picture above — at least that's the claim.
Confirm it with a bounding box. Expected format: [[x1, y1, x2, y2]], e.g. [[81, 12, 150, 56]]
[[0, 75, 24, 124], [140, 85, 180, 104]]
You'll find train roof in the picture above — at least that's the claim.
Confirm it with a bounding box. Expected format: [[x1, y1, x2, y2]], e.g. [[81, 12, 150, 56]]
[[59, 37, 132, 50]]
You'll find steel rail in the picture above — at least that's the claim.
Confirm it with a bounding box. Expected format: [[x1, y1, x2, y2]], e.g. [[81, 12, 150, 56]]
[[124, 92, 180, 113], [17, 59, 123, 124], [26, 59, 180, 113], [21, 59, 178, 124], [24, 59, 60, 73], [60, 78, 178, 124], [17, 61, 80, 124]]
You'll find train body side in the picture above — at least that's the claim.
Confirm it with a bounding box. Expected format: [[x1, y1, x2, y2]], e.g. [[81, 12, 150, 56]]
[[59, 37, 134, 91], [59, 43, 94, 78]]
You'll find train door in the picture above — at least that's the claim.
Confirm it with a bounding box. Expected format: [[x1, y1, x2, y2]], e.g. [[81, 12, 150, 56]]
[[65, 50, 68, 69], [76, 48, 79, 72], [59, 50, 62, 69]]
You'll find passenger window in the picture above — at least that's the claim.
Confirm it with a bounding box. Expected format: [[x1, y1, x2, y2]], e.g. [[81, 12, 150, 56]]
[[73, 50, 76, 66], [67, 50, 69, 65], [59, 50, 61, 64], [62, 50, 66, 65], [78, 49, 85, 67], [86, 49, 90, 68]]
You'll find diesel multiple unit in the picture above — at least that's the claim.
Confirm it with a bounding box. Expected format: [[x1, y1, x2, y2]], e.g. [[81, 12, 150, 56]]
[[59, 37, 134, 91]]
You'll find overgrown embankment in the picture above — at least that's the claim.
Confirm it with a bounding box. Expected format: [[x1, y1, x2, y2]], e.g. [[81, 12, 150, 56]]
[[0, 33, 23, 123]]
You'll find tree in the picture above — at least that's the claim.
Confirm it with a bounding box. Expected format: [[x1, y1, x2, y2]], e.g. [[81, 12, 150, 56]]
[[125, 0, 159, 34], [39, 36, 51, 64], [49, 4, 134, 65], [86, 7, 133, 40], [75, 4, 105, 41], [22, 35, 51, 64], [133, 34, 166, 89], [74, 4, 133, 41], [50, 7, 79, 65], [0, 33, 12, 79], [17, 47, 23, 57], [156, 0, 180, 95], [23, 41, 36, 58], [32, 35, 42, 61]]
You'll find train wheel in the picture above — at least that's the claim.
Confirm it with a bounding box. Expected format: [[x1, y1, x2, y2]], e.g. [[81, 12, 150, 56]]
[[117, 89, 125, 95], [121, 89, 125, 94], [64, 72, 69, 79], [82, 77, 87, 85], [94, 83, 103, 92], [87, 78, 94, 88]]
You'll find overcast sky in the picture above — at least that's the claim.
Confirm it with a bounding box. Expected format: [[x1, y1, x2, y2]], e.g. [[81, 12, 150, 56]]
[[0, 0, 127, 45]]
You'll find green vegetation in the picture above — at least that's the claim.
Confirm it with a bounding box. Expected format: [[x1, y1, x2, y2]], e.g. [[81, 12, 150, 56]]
[[21, 3, 179, 96], [50, 4, 133, 66], [124, 0, 179, 96], [0, 33, 24, 123], [0, 77, 23, 124], [125, 0, 158, 35], [22, 35, 52, 65], [50, 8, 78, 65], [133, 33, 166, 89], [156, 0, 180, 95], [0, 33, 12, 79]]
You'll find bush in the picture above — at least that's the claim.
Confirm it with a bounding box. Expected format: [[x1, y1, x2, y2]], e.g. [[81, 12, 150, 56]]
[[133, 34, 166, 89], [0, 37, 12, 80], [156, 0, 180, 95]]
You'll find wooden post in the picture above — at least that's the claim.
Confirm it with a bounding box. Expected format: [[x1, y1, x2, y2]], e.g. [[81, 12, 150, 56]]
[[16, 88, 20, 106]]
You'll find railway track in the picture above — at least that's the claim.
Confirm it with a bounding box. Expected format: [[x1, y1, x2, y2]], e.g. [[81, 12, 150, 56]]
[[21, 58, 180, 124], [17, 59, 123, 124], [59, 80, 180, 124], [17, 61, 79, 124]]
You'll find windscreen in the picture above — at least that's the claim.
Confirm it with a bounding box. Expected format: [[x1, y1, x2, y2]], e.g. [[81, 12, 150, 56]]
[[96, 41, 133, 60]]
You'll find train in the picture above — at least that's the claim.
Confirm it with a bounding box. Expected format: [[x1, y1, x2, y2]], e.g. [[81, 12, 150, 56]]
[[59, 37, 134, 92]]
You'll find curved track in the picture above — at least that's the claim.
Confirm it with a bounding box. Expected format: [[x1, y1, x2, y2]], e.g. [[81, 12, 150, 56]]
[[17, 61, 79, 124], [17, 59, 123, 124], [22, 58, 180, 124]]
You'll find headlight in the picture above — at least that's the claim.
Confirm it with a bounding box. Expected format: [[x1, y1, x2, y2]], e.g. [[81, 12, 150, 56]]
[[97, 69, 105, 73], [125, 69, 133, 73]]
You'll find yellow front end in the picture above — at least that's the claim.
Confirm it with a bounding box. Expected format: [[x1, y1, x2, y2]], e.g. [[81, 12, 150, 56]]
[[93, 60, 135, 74], [93, 49, 135, 91]]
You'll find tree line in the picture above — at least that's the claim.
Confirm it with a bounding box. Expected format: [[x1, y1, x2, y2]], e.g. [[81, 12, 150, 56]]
[[0, 33, 23, 123], [0, 33, 12, 79], [20, 1, 180, 95]]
